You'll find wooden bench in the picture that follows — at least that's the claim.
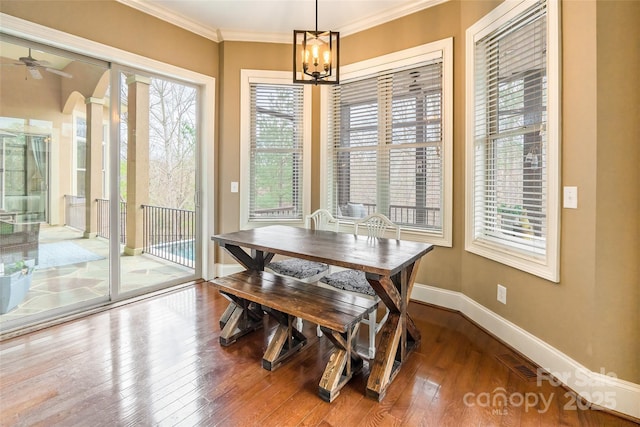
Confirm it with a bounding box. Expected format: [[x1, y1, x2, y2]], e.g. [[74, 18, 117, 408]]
[[210, 269, 378, 402]]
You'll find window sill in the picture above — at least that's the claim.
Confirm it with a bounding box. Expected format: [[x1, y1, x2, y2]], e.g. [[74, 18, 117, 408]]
[[466, 238, 559, 283]]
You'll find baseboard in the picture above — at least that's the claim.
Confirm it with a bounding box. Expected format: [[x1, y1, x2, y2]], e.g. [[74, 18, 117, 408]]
[[411, 283, 640, 421]]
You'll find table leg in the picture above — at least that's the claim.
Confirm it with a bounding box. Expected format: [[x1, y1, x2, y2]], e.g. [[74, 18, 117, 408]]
[[220, 244, 274, 271], [366, 259, 422, 400], [365, 313, 402, 400]]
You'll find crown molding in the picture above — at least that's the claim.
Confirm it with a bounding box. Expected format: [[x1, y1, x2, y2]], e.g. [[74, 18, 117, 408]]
[[218, 30, 291, 44], [117, 0, 448, 44], [117, 0, 221, 42], [339, 0, 449, 37]]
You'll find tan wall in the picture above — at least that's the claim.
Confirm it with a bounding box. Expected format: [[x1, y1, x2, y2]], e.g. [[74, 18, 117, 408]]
[[217, 41, 292, 233], [0, 0, 219, 77], [593, 0, 640, 383], [461, 0, 601, 371], [2, 0, 638, 384]]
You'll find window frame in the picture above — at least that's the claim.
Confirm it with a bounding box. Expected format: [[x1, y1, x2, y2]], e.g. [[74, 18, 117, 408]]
[[239, 69, 312, 229], [464, 0, 561, 282], [320, 38, 453, 246]]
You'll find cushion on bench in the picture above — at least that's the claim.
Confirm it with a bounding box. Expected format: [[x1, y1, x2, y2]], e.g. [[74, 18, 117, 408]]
[[266, 258, 329, 282], [319, 269, 377, 297]]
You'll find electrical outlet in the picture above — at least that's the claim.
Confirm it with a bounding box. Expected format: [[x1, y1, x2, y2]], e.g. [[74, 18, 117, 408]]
[[497, 284, 507, 304]]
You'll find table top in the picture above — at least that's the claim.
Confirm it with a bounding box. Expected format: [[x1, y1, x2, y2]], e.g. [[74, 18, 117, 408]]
[[212, 225, 433, 276]]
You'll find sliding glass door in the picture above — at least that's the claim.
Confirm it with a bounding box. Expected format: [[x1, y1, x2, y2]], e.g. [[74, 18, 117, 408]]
[[0, 33, 202, 332], [0, 35, 112, 328]]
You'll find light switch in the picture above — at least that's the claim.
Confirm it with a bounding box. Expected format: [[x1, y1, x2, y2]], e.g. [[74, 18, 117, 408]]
[[230, 181, 239, 193], [563, 186, 578, 209]]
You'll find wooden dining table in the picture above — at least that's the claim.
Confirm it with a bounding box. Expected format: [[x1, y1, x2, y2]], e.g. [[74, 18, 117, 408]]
[[211, 224, 434, 401]]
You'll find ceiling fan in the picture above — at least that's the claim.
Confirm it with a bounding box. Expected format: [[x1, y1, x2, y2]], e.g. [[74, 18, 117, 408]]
[[14, 48, 73, 80]]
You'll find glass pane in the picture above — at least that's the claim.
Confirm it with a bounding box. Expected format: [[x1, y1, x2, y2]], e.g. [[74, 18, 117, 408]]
[[0, 36, 111, 328], [118, 71, 198, 295], [251, 152, 296, 212], [249, 83, 303, 219]]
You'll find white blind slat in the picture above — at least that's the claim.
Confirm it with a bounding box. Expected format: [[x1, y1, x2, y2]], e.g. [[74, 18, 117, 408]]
[[249, 83, 304, 220]]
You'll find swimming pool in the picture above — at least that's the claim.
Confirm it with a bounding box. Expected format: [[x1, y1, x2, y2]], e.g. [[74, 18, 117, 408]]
[[149, 239, 195, 267]]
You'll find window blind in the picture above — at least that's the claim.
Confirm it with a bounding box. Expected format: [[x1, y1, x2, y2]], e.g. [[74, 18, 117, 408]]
[[327, 60, 444, 232], [472, 0, 547, 256], [249, 83, 304, 220]]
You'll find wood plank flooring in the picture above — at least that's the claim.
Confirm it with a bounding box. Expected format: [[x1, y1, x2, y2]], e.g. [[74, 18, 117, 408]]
[[0, 282, 636, 426]]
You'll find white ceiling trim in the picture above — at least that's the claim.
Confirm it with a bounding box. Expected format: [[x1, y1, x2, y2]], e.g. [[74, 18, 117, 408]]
[[218, 30, 291, 44], [118, 0, 222, 42], [338, 0, 448, 37], [117, 0, 448, 44]]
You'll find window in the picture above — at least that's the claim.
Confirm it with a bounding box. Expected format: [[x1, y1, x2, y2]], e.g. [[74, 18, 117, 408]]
[[74, 115, 87, 197], [240, 70, 311, 228], [322, 39, 453, 246], [0, 131, 49, 221], [465, 0, 561, 281]]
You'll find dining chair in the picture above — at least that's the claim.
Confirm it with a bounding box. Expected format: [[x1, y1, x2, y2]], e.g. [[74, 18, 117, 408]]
[[317, 213, 399, 359], [265, 209, 340, 331]]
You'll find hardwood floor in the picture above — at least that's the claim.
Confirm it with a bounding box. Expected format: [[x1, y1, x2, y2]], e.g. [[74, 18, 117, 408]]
[[0, 282, 635, 426]]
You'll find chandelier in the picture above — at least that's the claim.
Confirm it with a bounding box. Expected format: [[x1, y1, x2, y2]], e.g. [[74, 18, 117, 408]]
[[293, 0, 339, 85]]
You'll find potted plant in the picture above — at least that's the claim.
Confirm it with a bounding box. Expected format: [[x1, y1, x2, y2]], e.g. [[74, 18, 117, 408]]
[[0, 258, 35, 314]]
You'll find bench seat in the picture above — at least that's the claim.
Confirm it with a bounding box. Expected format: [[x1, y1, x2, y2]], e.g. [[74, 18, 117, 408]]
[[210, 270, 378, 402]]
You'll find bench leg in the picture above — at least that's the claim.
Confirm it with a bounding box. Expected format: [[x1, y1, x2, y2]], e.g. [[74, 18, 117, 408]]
[[219, 303, 237, 329], [262, 307, 308, 371], [219, 295, 264, 346], [318, 323, 364, 402]]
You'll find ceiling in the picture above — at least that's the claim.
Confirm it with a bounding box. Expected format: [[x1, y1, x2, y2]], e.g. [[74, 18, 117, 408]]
[[117, 0, 446, 43]]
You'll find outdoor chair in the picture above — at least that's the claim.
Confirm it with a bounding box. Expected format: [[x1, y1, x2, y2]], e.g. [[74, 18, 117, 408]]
[[0, 220, 40, 265], [318, 213, 399, 359]]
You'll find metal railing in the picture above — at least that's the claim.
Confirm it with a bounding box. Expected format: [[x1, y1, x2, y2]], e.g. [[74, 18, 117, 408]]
[[64, 197, 195, 268], [342, 202, 441, 228], [64, 195, 86, 231], [252, 206, 296, 218], [142, 204, 195, 268], [96, 199, 127, 244], [389, 204, 441, 228]]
